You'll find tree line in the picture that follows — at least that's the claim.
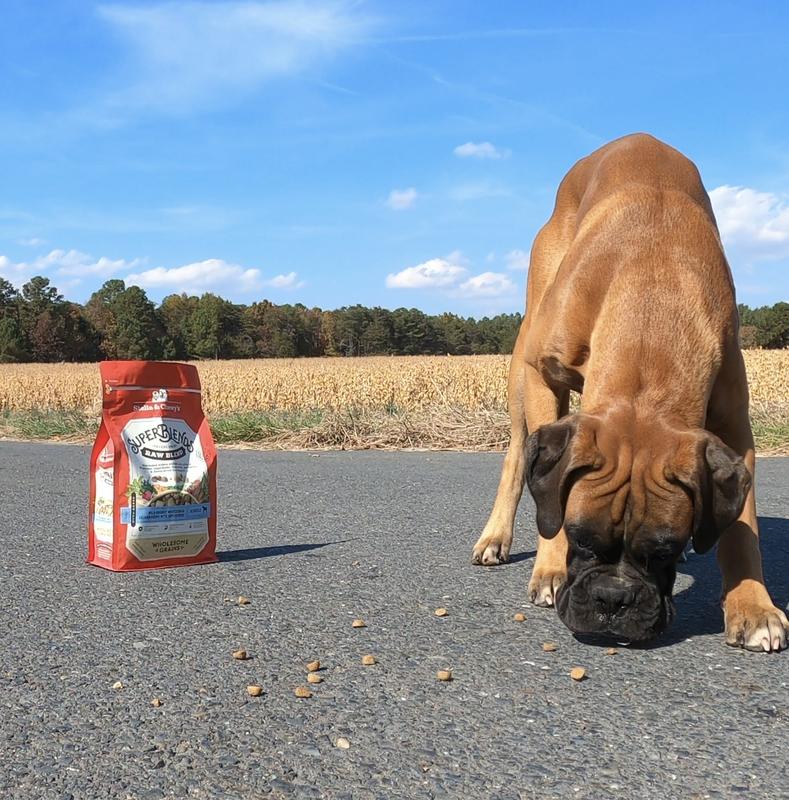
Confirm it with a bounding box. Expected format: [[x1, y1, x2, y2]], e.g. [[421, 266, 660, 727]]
[[0, 277, 522, 362], [0, 276, 786, 363]]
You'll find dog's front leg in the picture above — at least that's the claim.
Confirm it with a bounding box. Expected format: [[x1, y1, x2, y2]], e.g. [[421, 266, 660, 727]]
[[473, 358, 568, 576], [472, 356, 530, 566], [710, 378, 788, 652]]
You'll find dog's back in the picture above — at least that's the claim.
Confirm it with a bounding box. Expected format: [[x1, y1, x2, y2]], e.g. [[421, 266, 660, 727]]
[[524, 133, 739, 409]]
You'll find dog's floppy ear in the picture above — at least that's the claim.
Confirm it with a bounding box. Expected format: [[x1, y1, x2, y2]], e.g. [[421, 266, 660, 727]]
[[525, 415, 600, 538], [679, 433, 751, 554]]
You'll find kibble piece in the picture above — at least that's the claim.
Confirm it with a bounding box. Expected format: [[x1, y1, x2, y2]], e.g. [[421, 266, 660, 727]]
[[434, 608, 448, 617], [436, 669, 453, 682], [361, 655, 376, 666], [513, 612, 526, 622], [352, 619, 366, 628], [232, 649, 249, 660], [606, 647, 618, 656], [307, 673, 323, 684], [112, 680, 124, 690], [151, 697, 162, 707], [542, 642, 557, 652], [335, 737, 351, 749], [294, 686, 313, 698], [570, 667, 587, 682], [238, 596, 250, 606], [246, 685, 263, 697], [306, 660, 321, 672]]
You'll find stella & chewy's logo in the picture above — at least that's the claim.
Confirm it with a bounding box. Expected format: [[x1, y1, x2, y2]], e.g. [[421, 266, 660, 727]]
[[133, 387, 180, 412], [125, 422, 195, 461]]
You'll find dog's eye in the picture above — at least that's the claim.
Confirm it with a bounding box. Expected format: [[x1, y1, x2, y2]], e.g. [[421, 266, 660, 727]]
[[574, 537, 595, 554]]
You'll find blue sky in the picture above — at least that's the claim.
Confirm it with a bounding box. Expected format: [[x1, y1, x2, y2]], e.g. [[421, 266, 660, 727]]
[[1, 1, 788, 315]]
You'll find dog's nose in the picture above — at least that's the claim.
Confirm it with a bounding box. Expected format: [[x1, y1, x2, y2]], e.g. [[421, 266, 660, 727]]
[[590, 581, 635, 615]]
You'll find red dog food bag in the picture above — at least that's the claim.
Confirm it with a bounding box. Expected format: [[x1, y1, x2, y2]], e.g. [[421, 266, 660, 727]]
[[88, 361, 218, 571]]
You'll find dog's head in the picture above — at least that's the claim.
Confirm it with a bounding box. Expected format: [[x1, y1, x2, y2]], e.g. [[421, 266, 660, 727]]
[[525, 413, 750, 642]]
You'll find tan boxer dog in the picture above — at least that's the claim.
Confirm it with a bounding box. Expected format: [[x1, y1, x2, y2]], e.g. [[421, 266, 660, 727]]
[[472, 133, 787, 651]]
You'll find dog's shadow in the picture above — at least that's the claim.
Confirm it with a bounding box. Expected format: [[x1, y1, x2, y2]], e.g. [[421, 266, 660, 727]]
[[648, 516, 789, 647]]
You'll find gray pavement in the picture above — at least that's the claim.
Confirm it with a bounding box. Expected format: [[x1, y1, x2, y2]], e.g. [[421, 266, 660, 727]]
[[1, 442, 788, 800]]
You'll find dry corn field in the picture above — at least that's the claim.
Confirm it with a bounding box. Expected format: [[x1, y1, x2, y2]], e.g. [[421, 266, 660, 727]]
[[1, 352, 787, 451]]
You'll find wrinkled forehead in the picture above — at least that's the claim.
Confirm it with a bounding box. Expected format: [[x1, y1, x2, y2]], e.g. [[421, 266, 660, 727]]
[[565, 474, 694, 549]]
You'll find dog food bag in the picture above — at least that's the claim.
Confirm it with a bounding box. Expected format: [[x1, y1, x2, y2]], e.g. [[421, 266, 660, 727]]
[[88, 360, 218, 571]]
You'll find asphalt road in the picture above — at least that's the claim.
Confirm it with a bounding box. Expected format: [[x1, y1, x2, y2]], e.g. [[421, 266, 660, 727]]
[[1, 443, 788, 800]]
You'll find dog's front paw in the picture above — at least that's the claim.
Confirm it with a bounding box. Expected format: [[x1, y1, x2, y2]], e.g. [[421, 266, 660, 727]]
[[528, 567, 566, 607], [724, 589, 788, 652], [471, 530, 511, 566]]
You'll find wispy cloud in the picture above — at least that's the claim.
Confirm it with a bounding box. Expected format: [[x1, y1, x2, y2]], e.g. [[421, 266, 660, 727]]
[[98, 1, 376, 114], [17, 237, 47, 247], [382, 27, 643, 44], [0, 248, 143, 286], [448, 182, 512, 202], [454, 141, 510, 160], [386, 187, 418, 210], [504, 248, 530, 270]]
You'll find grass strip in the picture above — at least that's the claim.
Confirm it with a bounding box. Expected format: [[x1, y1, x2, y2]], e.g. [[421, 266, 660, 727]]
[[1, 407, 787, 453]]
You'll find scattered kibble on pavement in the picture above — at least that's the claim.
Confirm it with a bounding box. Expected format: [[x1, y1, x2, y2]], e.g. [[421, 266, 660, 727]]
[[246, 685, 263, 697], [352, 619, 367, 628], [513, 613, 526, 622], [570, 667, 587, 681], [434, 607, 448, 617], [606, 647, 618, 655], [306, 660, 321, 672], [237, 596, 250, 606], [361, 655, 376, 666], [437, 670, 453, 682], [151, 698, 162, 707], [335, 737, 351, 749], [232, 649, 249, 660], [307, 673, 323, 684], [294, 686, 313, 698], [543, 642, 557, 652]]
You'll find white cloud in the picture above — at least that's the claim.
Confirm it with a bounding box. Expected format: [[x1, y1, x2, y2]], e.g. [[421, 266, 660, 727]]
[[17, 237, 46, 247], [98, 1, 375, 113], [386, 187, 418, 210], [263, 271, 305, 289], [456, 271, 517, 298], [127, 258, 262, 291], [126, 258, 302, 293], [709, 185, 789, 262], [453, 141, 510, 160], [0, 248, 143, 286], [386, 257, 468, 289], [386, 252, 519, 301], [504, 248, 530, 270]]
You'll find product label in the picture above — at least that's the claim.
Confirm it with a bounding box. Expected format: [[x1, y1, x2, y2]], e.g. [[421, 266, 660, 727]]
[[121, 417, 210, 561], [93, 440, 115, 547]]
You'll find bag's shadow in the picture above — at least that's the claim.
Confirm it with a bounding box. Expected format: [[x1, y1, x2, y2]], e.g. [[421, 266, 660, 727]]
[[218, 541, 342, 562], [639, 516, 788, 648]]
